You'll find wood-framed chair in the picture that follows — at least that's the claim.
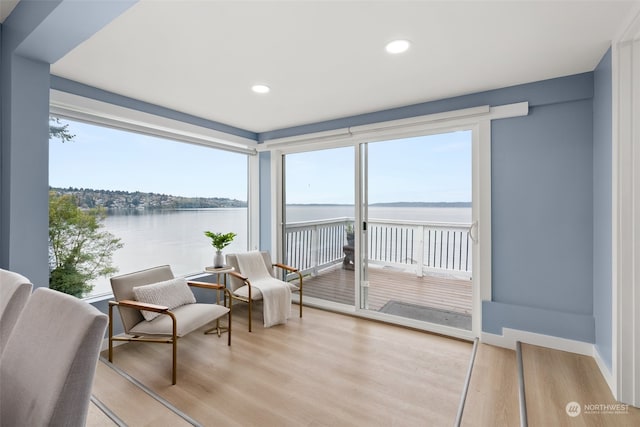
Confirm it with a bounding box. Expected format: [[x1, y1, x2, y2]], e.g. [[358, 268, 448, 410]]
[[226, 251, 303, 332], [108, 265, 231, 385]]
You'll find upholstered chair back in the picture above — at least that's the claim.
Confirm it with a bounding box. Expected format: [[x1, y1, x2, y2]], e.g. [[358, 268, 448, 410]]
[[0, 288, 107, 426], [226, 251, 274, 292], [110, 265, 174, 333], [0, 268, 33, 356]]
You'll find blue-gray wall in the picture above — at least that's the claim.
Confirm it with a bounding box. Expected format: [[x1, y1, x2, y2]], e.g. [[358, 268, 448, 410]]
[[593, 48, 613, 369], [487, 98, 595, 342]]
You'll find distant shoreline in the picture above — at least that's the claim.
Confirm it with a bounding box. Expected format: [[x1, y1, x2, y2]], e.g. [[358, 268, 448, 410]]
[[288, 202, 471, 208], [50, 186, 470, 210]]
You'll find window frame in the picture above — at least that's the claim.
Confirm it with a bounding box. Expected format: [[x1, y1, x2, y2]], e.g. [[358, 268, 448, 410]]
[[49, 91, 259, 300], [263, 102, 528, 339]]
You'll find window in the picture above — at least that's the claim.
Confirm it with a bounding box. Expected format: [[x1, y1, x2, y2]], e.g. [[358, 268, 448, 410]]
[[49, 118, 249, 298]]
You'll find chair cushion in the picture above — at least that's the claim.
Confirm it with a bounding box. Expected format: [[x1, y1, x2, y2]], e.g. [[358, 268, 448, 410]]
[[133, 277, 196, 321], [233, 281, 299, 301], [129, 303, 229, 337]]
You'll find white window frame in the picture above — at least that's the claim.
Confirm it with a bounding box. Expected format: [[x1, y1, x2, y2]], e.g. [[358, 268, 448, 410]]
[[49, 90, 260, 286], [612, 6, 640, 406]]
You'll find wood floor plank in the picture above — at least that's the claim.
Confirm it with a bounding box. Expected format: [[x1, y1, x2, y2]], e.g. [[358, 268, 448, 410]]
[[95, 305, 472, 427], [522, 344, 640, 427], [91, 358, 191, 426], [86, 401, 117, 427], [461, 344, 520, 427]]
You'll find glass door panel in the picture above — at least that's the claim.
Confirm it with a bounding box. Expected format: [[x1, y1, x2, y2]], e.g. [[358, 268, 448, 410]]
[[361, 131, 473, 330], [283, 147, 355, 306]]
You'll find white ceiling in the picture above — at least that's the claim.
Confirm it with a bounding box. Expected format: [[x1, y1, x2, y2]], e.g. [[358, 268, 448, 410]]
[[48, 1, 637, 134]]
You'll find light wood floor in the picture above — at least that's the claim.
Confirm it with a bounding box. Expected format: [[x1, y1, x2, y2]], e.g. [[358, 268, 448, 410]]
[[460, 343, 640, 427], [87, 307, 640, 427], [90, 305, 472, 426], [461, 344, 520, 426], [297, 264, 472, 314], [521, 343, 640, 427]]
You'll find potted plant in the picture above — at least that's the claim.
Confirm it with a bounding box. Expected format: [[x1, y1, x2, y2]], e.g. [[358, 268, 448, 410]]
[[204, 231, 236, 267], [345, 223, 355, 247]]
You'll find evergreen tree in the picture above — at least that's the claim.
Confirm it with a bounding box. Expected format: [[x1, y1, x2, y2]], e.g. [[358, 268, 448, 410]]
[[49, 117, 75, 142]]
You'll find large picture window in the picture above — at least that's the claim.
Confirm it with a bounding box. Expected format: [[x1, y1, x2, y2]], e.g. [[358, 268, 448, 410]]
[[49, 117, 249, 298]]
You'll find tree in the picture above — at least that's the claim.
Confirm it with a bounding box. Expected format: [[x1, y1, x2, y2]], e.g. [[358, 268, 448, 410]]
[[48, 117, 123, 297], [48, 192, 123, 298], [49, 117, 75, 142]]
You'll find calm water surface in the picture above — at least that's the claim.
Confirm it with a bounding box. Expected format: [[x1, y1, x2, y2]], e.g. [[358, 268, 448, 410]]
[[89, 206, 470, 297]]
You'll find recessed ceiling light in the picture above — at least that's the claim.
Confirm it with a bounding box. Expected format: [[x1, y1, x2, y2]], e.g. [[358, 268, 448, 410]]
[[251, 84, 270, 94], [385, 39, 410, 54]]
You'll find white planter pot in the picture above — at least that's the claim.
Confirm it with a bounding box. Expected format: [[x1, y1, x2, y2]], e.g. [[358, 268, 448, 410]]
[[213, 250, 225, 268]]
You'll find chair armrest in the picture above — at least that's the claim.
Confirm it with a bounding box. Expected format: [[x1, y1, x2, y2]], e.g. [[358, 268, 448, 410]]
[[272, 264, 303, 289], [227, 271, 252, 301], [228, 271, 249, 282], [187, 281, 224, 290], [116, 299, 169, 313], [273, 263, 298, 273]]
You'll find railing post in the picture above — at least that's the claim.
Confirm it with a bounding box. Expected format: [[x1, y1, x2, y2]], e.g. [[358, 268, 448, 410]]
[[416, 225, 425, 277], [311, 223, 320, 276]]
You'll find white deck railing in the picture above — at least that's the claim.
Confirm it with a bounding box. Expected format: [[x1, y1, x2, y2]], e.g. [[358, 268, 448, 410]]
[[284, 217, 472, 278]]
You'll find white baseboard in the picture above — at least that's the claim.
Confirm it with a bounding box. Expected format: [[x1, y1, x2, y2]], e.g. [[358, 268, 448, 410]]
[[593, 346, 615, 396], [481, 328, 618, 399], [480, 327, 593, 356]]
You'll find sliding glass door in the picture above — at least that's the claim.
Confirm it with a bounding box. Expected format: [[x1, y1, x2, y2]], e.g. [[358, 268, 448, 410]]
[[359, 131, 473, 330], [279, 129, 475, 333], [282, 147, 355, 307]]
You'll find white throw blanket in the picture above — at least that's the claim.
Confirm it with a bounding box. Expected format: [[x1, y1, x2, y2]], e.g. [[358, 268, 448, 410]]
[[236, 251, 291, 327]]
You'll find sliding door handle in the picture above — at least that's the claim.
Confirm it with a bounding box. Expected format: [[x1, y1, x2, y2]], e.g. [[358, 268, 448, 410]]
[[468, 221, 478, 244]]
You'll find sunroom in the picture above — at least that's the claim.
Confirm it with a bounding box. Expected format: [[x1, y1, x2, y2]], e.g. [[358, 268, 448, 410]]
[[1, 1, 640, 425]]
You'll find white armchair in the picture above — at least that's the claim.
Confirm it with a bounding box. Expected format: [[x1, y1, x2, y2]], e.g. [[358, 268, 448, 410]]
[[108, 265, 231, 384], [226, 251, 303, 332]]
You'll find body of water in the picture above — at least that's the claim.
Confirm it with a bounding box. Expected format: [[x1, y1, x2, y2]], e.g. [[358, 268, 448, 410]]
[[286, 205, 471, 223], [88, 206, 471, 297]]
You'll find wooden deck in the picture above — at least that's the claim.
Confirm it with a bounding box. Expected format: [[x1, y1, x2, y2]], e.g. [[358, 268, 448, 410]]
[[295, 263, 472, 315]]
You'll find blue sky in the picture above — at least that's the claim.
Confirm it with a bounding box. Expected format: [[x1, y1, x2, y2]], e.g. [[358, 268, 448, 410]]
[[49, 119, 248, 200], [50, 119, 471, 204], [285, 131, 471, 204]]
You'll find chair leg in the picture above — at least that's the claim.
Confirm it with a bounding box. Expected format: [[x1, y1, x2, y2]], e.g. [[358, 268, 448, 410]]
[[108, 304, 114, 362], [299, 289, 303, 318], [227, 308, 232, 346], [248, 299, 252, 332], [171, 314, 178, 385], [172, 337, 177, 385]]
